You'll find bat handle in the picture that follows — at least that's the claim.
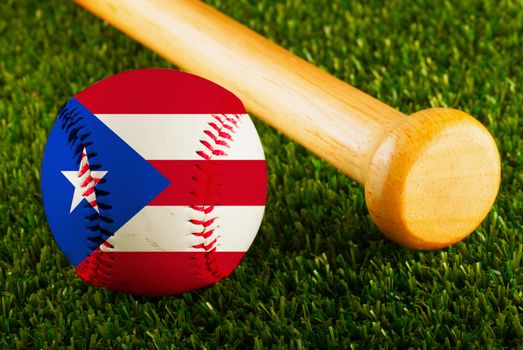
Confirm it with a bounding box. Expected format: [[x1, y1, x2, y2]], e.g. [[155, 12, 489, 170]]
[[75, 0, 501, 249]]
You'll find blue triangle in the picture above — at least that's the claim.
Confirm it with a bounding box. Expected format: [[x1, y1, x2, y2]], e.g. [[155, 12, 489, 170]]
[[41, 98, 170, 266]]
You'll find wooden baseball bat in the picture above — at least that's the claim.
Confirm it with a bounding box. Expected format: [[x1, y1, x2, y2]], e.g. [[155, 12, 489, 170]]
[[74, 0, 501, 249]]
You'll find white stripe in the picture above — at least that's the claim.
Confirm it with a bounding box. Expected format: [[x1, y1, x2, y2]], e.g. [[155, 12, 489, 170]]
[[94, 114, 265, 160], [101, 206, 265, 252]]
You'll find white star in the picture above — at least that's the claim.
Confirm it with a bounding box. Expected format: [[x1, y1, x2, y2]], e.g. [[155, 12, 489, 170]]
[[61, 147, 108, 213]]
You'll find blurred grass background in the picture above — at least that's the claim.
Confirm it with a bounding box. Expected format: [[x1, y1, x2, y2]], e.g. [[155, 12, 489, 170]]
[[1, 0, 522, 348]]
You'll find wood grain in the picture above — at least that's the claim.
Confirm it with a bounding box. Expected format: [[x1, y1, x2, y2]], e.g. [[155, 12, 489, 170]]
[[74, 0, 501, 249]]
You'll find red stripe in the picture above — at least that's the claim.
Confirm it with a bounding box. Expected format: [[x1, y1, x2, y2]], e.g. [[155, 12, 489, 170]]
[[148, 160, 267, 206], [75, 250, 245, 296], [74, 69, 246, 114]]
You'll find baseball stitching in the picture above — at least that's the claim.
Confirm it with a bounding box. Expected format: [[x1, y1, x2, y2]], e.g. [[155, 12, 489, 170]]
[[78, 147, 100, 212], [190, 113, 242, 281], [58, 100, 115, 287]]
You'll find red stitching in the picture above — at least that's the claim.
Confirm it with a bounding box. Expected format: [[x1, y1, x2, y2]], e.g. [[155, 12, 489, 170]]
[[196, 150, 211, 160], [190, 114, 242, 256], [82, 186, 95, 197], [200, 139, 214, 152], [78, 147, 99, 212], [211, 115, 236, 133], [196, 113, 239, 164], [204, 129, 232, 144], [192, 238, 217, 251], [79, 163, 89, 176], [189, 217, 217, 227], [190, 205, 215, 214], [81, 175, 94, 187], [211, 149, 227, 157], [192, 229, 215, 239]]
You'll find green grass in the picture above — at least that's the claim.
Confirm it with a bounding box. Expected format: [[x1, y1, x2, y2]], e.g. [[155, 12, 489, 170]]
[[1, 0, 522, 348]]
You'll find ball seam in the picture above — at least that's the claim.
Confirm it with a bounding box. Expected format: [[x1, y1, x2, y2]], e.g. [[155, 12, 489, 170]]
[[190, 113, 242, 282], [58, 100, 115, 287]]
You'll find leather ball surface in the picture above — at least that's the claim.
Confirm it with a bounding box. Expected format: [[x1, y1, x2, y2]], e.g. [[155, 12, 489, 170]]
[[41, 69, 267, 295]]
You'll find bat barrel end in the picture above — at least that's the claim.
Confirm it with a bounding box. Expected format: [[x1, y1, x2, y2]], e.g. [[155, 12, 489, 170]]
[[364, 108, 501, 249]]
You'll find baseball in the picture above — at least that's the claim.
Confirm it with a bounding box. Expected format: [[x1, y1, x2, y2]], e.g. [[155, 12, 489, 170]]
[[41, 68, 267, 295]]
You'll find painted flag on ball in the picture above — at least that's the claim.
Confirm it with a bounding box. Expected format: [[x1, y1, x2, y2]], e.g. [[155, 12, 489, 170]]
[[41, 69, 267, 295]]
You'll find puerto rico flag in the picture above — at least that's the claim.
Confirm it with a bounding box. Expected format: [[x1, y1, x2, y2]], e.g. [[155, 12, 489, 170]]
[[41, 69, 267, 295]]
